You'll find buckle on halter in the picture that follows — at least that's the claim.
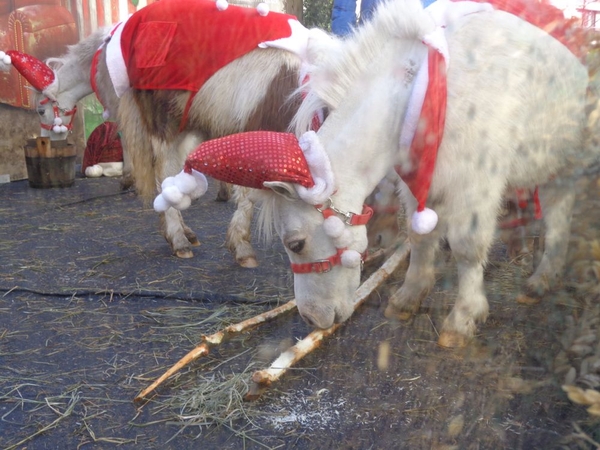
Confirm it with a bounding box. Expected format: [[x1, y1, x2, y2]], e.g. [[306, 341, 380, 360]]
[[316, 198, 354, 224], [313, 259, 333, 273]]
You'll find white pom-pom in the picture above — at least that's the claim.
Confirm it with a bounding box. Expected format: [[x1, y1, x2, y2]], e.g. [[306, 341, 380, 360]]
[[172, 195, 192, 210], [323, 216, 345, 238], [411, 207, 438, 234], [102, 109, 111, 120], [85, 164, 103, 178], [341, 250, 362, 268], [334, 229, 353, 249], [2, 53, 11, 65], [153, 194, 170, 212], [174, 171, 197, 195], [216, 0, 228, 10], [161, 176, 176, 189], [60, 125, 68, 133], [53, 125, 62, 133], [161, 185, 184, 205], [53, 117, 62, 126], [190, 170, 208, 199], [257, 2, 269, 15]]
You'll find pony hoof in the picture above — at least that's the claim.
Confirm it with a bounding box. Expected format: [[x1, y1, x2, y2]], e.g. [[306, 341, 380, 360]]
[[516, 293, 541, 305], [438, 331, 469, 348], [175, 249, 194, 259], [188, 237, 201, 247], [384, 304, 413, 321], [238, 256, 259, 269]]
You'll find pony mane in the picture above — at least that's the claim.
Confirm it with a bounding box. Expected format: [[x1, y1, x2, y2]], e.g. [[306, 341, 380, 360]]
[[255, 190, 280, 243], [46, 27, 109, 72], [292, 0, 435, 134]]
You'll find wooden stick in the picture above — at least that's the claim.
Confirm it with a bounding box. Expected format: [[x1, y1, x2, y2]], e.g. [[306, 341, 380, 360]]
[[245, 241, 410, 400], [134, 299, 297, 403]]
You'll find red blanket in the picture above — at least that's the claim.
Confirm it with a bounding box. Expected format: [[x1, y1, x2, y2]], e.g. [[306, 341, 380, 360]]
[[119, 0, 297, 93]]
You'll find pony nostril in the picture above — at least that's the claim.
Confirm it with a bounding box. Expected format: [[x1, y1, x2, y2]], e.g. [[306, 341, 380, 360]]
[[376, 234, 382, 246], [300, 313, 317, 328]]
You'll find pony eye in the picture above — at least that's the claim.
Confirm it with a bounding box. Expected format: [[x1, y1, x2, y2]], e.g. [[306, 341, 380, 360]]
[[288, 239, 305, 254]]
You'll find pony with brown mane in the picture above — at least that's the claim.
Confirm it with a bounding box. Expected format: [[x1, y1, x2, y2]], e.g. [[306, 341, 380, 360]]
[[0, 0, 336, 267], [171, 0, 600, 347]]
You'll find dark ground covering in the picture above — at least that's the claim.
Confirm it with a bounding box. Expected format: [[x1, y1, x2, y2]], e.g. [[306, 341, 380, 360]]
[[0, 175, 599, 449]]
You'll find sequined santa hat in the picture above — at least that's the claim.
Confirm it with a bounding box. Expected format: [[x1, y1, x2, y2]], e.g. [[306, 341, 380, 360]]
[[154, 130, 376, 270], [153, 130, 335, 212]]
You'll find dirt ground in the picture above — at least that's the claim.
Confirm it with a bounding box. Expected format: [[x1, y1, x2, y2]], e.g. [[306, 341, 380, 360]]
[[1, 173, 599, 450]]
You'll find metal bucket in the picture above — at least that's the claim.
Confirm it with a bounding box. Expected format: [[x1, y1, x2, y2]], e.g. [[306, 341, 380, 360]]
[[24, 137, 76, 189]]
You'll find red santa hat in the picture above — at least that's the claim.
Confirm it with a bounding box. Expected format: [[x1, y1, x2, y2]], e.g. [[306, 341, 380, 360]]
[[0, 50, 55, 92], [153, 130, 335, 212]]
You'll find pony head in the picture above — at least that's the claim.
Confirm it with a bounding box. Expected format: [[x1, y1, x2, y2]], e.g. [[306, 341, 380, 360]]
[[0, 49, 76, 140], [155, 129, 376, 328]]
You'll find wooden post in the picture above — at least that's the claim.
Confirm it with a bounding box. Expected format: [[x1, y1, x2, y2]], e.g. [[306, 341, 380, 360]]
[[285, 0, 302, 20]]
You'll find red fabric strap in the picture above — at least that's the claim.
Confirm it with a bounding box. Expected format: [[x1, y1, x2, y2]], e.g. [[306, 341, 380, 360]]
[[290, 248, 345, 274], [396, 47, 447, 213], [90, 47, 103, 107], [317, 204, 374, 226]]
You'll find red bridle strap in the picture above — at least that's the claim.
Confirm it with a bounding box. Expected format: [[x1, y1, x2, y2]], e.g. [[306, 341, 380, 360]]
[[317, 204, 374, 226], [289, 203, 373, 274], [290, 248, 345, 274], [39, 97, 77, 131]]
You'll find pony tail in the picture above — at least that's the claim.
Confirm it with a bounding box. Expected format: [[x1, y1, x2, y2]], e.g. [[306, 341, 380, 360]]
[[117, 92, 156, 204]]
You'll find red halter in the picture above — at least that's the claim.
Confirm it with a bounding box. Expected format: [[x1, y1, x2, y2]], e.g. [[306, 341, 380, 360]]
[[38, 97, 77, 133], [289, 202, 373, 274]]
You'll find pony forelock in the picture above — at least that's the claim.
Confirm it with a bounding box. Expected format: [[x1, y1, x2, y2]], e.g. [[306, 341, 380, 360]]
[[255, 190, 279, 243]]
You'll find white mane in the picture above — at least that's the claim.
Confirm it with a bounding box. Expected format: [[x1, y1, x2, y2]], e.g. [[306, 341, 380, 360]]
[[292, 0, 435, 134], [46, 27, 109, 72]]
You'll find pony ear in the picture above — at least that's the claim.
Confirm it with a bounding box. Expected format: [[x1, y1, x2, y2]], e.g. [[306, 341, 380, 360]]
[[264, 181, 298, 200]]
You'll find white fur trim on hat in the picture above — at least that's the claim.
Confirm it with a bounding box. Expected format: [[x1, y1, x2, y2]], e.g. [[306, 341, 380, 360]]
[[85, 164, 103, 177], [411, 207, 438, 234], [153, 169, 208, 212], [294, 131, 335, 205], [106, 20, 130, 98], [259, 19, 310, 61], [98, 162, 123, 177]]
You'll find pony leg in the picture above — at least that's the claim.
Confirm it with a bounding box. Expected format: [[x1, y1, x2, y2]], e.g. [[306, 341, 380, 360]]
[[521, 182, 576, 301], [216, 181, 232, 202], [384, 223, 441, 321], [226, 186, 259, 268], [153, 136, 200, 258], [438, 203, 499, 348]]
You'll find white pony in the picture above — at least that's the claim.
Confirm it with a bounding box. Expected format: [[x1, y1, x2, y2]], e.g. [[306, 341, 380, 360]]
[[276, 0, 596, 346], [171, 0, 596, 347]]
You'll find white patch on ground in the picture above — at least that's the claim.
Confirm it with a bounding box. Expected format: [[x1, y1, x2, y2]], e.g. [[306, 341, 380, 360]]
[[261, 388, 354, 431]]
